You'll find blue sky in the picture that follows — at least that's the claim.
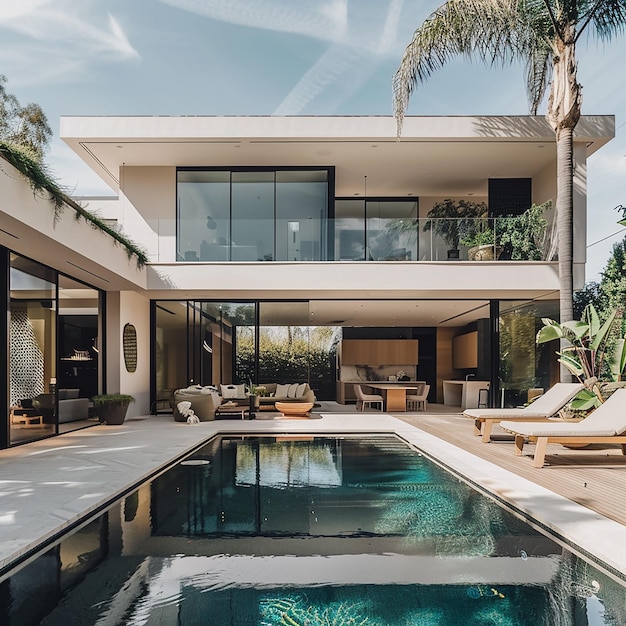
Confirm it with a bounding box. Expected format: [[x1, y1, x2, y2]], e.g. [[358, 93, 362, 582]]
[[0, 0, 624, 281]]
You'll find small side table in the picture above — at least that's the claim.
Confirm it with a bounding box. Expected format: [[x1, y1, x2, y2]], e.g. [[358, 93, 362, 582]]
[[275, 402, 314, 418], [11, 411, 43, 427], [215, 404, 248, 420]]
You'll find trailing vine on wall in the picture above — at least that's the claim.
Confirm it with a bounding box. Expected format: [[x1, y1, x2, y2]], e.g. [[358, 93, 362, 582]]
[[0, 141, 148, 269]]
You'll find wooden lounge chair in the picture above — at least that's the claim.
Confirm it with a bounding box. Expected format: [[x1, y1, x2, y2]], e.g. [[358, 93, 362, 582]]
[[463, 382, 584, 443], [500, 388, 626, 467]]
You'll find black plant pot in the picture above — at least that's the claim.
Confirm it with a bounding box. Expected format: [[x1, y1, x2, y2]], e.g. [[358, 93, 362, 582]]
[[447, 248, 460, 259], [98, 402, 131, 425], [248, 394, 259, 419]]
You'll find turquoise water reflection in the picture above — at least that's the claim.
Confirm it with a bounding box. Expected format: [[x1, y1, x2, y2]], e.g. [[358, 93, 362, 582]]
[[2, 436, 625, 625]]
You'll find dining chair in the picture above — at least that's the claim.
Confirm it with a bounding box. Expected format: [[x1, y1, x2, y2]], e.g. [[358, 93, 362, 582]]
[[353, 384, 384, 411], [406, 384, 430, 411]]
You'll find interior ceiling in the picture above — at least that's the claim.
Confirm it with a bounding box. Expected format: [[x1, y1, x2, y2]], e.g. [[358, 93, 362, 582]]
[[79, 139, 557, 197], [156, 299, 493, 328]]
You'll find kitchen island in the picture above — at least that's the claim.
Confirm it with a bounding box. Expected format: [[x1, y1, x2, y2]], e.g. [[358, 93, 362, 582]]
[[442, 379, 489, 410]]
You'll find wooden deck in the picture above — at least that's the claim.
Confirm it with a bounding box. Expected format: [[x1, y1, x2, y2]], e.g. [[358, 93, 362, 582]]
[[396, 408, 626, 527]]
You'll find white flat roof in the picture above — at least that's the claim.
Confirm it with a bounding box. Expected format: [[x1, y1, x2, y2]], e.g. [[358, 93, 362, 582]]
[[60, 115, 615, 195]]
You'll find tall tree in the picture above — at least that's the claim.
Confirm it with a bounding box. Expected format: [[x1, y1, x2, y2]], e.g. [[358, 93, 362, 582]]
[[393, 0, 626, 329], [0, 74, 51, 161], [600, 235, 626, 313]]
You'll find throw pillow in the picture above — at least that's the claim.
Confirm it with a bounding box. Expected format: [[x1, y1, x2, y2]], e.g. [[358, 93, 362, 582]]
[[275, 383, 290, 397], [295, 383, 307, 398], [220, 384, 245, 398], [287, 383, 299, 398]]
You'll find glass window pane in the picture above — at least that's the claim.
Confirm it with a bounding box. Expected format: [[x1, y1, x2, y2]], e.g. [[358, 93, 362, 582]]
[[199, 302, 256, 385], [259, 302, 311, 382], [9, 254, 56, 445], [177, 170, 230, 262], [155, 301, 189, 404], [335, 199, 365, 261], [57, 276, 101, 433], [498, 300, 559, 407], [276, 171, 327, 261], [366, 200, 418, 261], [232, 172, 274, 261]]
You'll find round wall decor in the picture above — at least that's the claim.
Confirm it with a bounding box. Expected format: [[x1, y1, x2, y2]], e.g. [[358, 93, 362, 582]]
[[123, 323, 137, 373]]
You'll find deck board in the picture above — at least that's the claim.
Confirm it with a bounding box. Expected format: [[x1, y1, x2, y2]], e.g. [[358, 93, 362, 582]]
[[396, 410, 626, 526]]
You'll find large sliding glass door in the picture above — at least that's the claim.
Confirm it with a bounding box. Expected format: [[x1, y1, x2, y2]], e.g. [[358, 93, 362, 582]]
[[9, 255, 56, 445], [153, 299, 339, 405], [6, 254, 102, 446], [498, 300, 560, 407]]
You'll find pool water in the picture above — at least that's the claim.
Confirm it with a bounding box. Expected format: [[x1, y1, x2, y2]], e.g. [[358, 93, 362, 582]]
[[2, 435, 625, 625]]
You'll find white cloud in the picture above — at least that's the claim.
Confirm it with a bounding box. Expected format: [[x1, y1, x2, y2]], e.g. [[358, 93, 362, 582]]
[[0, 0, 139, 86], [159, 0, 348, 42], [273, 44, 371, 115], [0, 0, 51, 21], [160, 0, 411, 114]]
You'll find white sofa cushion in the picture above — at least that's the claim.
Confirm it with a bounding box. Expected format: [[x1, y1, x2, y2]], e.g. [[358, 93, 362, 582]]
[[275, 383, 290, 397], [221, 384, 245, 399]]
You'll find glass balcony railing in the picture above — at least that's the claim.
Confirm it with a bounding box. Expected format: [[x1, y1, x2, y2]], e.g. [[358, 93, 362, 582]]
[[142, 210, 555, 263]]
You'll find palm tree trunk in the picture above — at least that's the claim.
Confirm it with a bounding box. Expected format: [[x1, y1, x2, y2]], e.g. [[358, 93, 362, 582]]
[[555, 126, 575, 383], [555, 125, 574, 326], [547, 29, 581, 382]]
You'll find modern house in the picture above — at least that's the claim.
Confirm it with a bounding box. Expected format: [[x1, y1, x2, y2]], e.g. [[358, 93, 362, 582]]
[[0, 114, 614, 448]]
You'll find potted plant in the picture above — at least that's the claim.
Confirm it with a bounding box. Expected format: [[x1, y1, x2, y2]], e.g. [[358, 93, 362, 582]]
[[92, 393, 135, 425], [460, 227, 502, 260], [495, 201, 551, 260], [423, 199, 487, 259], [245, 381, 261, 416], [460, 201, 551, 260]]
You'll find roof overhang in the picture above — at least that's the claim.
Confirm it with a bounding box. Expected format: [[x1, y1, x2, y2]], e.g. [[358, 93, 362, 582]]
[[60, 115, 615, 196]]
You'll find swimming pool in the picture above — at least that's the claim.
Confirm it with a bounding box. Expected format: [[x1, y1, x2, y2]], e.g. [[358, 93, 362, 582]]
[[2, 434, 625, 625]]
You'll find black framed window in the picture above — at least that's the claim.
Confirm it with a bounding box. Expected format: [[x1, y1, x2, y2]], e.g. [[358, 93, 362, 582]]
[[177, 168, 330, 262]]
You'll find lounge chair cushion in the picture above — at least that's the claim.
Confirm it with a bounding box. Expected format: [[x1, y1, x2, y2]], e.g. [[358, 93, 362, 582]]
[[501, 388, 626, 438], [464, 382, 584, 419], [500, 422, 618, 437]]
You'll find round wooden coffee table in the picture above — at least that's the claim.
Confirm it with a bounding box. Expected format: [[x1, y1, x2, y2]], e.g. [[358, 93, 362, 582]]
[[275, 402, 314, 418]]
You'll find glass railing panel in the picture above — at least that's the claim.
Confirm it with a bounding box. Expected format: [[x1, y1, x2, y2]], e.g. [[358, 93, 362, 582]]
[[159, 206, 554, 263]]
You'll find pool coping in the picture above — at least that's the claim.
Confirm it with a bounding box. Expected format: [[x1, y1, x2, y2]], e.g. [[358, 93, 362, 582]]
[[1, 412, 625, 583]]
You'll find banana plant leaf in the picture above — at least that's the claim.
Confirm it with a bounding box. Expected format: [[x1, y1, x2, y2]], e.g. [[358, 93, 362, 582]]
[[569, 388, 602, 411]]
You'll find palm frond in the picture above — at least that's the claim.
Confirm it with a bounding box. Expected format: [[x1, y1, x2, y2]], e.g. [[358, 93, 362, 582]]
[[526, 44, 552, 113], [393, 0, 541, 135], [577, 0, 626, 41]]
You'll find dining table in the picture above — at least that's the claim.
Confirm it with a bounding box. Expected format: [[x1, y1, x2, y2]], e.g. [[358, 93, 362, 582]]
[[364, 383, 423, 412]]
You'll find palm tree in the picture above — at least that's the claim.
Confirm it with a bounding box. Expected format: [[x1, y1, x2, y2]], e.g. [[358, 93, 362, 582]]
[[393, 0, 626, 328]]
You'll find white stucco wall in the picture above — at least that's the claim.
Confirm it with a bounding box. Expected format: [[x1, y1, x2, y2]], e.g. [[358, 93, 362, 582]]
[[106, 290, 151, 417]]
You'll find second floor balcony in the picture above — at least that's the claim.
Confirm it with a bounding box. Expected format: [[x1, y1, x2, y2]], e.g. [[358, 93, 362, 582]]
[[163, 206, 556, 264]]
